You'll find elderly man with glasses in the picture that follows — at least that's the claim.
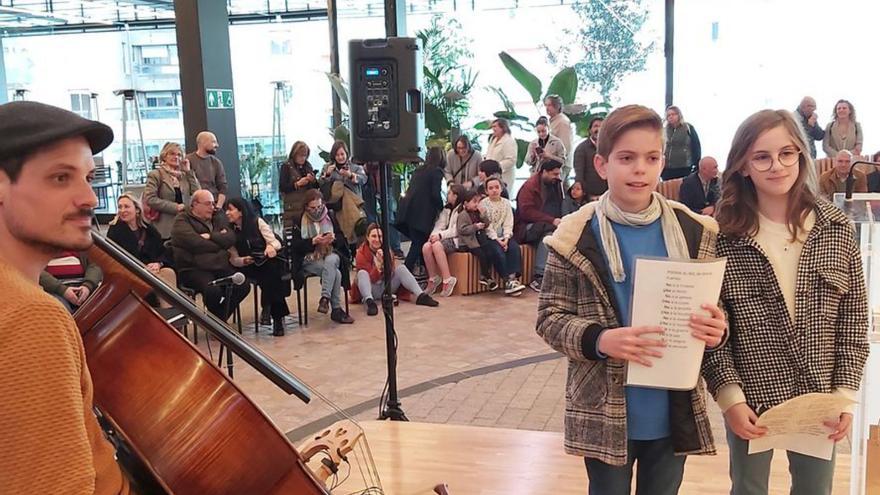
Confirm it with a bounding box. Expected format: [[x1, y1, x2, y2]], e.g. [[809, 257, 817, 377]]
[[170, 189, 250, 321]]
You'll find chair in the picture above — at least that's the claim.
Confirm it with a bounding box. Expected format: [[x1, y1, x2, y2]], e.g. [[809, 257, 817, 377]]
[[656, 178, 683, 201]]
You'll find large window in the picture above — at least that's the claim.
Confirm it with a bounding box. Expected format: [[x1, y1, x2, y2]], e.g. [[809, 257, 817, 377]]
[[133, 44, 179, 75], [138, 90, 181, 120], [69, 92, 93, 119], [675, 0, 880, 164]]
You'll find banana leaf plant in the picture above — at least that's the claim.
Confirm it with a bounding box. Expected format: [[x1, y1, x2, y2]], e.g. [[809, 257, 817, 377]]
[[475, 51, 610, 168]]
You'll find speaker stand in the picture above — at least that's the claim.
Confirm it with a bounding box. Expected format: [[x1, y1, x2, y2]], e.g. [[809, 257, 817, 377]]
[[376, 160, 408, 422]]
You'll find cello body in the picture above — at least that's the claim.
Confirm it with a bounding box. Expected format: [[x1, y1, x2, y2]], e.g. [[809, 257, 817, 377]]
[[78, 235, 329, 494]]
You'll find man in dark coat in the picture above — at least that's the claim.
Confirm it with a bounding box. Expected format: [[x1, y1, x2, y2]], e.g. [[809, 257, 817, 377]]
[[171, 189, 250, 320], [514, 159, 564, 292], [678, 156, 720, 215]]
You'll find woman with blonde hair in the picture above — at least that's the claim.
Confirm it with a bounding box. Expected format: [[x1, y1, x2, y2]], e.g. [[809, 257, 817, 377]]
[[279, 140, 319, 228], [107, 193, 177, 307], [704, 109, 869, 494], [143, 141, 200, 239], [822, 99, 863, 157]]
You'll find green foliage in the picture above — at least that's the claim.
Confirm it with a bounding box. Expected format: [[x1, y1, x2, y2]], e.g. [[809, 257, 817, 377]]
[[546, 67, 578, 106], [515, 138, 530, 170], [546, 0, 656, 100], [240, 143, 272, 199], [326, 72, 350, 109], [499, 51, 542, 104], [416, 15, 478, 146]]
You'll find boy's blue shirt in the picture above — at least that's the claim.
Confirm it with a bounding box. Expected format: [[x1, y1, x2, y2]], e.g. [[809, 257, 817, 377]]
[[590, 216, 671, 441]]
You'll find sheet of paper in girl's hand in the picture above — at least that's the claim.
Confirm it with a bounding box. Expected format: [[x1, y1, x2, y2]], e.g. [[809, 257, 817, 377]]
[[625, 257, 727, 390], [748, 393, 856, 460]]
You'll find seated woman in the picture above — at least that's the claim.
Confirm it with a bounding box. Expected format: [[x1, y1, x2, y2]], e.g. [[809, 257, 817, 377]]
[[561, 180, 588, 216], [294, 189, 355, 325], [421, 184, 466, 297], [225, 198, 291, 336], [352, 223, 439, 316], [107, 193, 177, 308]]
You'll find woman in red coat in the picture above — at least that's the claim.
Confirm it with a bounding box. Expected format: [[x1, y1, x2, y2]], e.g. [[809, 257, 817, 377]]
[[352, 223, 439, 316]]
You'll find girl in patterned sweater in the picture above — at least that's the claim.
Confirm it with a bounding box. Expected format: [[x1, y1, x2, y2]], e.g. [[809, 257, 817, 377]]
[[703, 109, 870, 495], [479, 176, 525, 295]]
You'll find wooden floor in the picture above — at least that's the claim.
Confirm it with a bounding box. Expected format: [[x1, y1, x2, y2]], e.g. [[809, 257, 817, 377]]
[[348, 421, 851, 495]]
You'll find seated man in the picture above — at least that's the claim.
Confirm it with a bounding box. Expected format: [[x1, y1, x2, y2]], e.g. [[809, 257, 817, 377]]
[[290, 189, 354, 324], [679, 156, 721, 215], [39, 250, 103, 313], [819, 149, 867, 199], [171, 189, 249, 321], [868, 151, 880, 193], [513, 159, 564, 293]]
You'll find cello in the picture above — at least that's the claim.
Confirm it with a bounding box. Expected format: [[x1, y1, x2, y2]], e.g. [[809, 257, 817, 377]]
[[78, 233, 367, 494]]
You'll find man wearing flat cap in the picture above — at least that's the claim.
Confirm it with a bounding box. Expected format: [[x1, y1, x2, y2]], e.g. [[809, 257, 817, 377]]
[[0, 101, 129, 494]]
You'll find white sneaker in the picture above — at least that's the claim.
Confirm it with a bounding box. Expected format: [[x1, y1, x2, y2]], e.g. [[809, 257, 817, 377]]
[[505, 280, 525, 296]]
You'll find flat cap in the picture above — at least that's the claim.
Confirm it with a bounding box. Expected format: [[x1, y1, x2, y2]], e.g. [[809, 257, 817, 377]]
[[0, 101, 114, 161]]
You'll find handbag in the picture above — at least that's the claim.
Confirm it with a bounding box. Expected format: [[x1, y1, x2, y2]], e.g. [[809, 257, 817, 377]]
[[141, 190, 160, 222]]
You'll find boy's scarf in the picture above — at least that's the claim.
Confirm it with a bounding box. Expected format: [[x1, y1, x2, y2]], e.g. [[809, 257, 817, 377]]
[[595, 191, 689, 283]]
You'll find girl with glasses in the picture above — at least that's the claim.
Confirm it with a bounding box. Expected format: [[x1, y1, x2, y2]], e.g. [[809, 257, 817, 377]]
[[703, 109, 870, 494]]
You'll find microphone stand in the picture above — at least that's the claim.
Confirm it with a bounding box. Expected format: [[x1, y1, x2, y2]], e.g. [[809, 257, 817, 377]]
[[218, 282, 235, 378], [845, 160, 880, 200], [377, 160, 407, 421]]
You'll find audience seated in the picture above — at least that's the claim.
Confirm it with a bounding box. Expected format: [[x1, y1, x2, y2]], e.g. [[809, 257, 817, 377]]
[[293, 189, 354, 324], [514, 160, 564, 292], [170, 189, 249, 321], [562, 180, 588, 216], [445, 135, 482, 186], [225, 198, 291, 336], [396, 147, 445, 271], [143, 141, 201, 240], [352, 223, 439, 316], [107, 193, 177, 308], [679, 156, 721, 215], [421, 184, 466, 297], [279, 141, 319, 229], [479, 177, 526, 296], [573, 116, 605, 200], [525, 117, 567, 174], [819, 149, 867, 199], [39, 251, 103, 313]]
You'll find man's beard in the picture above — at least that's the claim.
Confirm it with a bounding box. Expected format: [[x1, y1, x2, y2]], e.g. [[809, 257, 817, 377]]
[[206, 148, 217, 155], [7, 208, 94, 254]]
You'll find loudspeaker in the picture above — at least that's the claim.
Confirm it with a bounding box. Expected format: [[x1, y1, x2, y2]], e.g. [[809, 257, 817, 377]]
[[348, 37, 425, 163]]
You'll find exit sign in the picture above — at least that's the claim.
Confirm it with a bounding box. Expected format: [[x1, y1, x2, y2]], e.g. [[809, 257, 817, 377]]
[[206, 88, 234, 109]]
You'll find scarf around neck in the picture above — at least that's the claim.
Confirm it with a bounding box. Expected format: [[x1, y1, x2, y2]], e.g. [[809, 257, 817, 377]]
[[595, 191, 689, 283], [301, 204, 334, 239]]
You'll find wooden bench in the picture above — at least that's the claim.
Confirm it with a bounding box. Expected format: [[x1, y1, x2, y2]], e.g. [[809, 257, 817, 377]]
[[447, 244, 535, 296]]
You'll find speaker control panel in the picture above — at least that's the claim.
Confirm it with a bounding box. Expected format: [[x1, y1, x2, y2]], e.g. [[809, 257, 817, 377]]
[[358, 63, 396, 137]]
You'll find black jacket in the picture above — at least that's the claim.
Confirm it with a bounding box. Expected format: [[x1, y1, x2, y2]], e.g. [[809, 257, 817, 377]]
[[396, 166, 444, 237], [288, 210, 351, 291], [679, 172, 720, 214], [107, 221, 171, 267], [170, 212, 237, 273]]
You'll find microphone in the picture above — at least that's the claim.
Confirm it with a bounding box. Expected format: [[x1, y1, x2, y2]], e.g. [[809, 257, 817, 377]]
[[845, 160, 880, 200], [208, 272, 246, 287]]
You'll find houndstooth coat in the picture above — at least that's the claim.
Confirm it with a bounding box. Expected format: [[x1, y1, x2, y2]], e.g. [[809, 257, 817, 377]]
[[536, 201, 719, 466], [702, 200, 870, 413]]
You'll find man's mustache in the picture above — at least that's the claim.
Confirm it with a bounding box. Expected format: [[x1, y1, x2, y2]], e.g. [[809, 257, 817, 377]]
[[63, 208, 94, 221]]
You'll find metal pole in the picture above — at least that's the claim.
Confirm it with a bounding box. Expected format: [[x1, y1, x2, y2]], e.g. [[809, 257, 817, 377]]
[[121, 96, 129, 186], [664, 0, 674, 107], [327, 0, 341, 128]]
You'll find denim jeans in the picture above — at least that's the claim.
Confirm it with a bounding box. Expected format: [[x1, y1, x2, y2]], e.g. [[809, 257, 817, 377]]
[[356, 264, 422, 302], [302, 252, 343, 309], [483, 238, 522, 279], [726, 427, 836, 495], [584, 437, 686, 495]]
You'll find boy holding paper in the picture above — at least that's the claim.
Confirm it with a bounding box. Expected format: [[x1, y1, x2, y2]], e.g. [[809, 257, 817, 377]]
[[536, 104, 727, 495]]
